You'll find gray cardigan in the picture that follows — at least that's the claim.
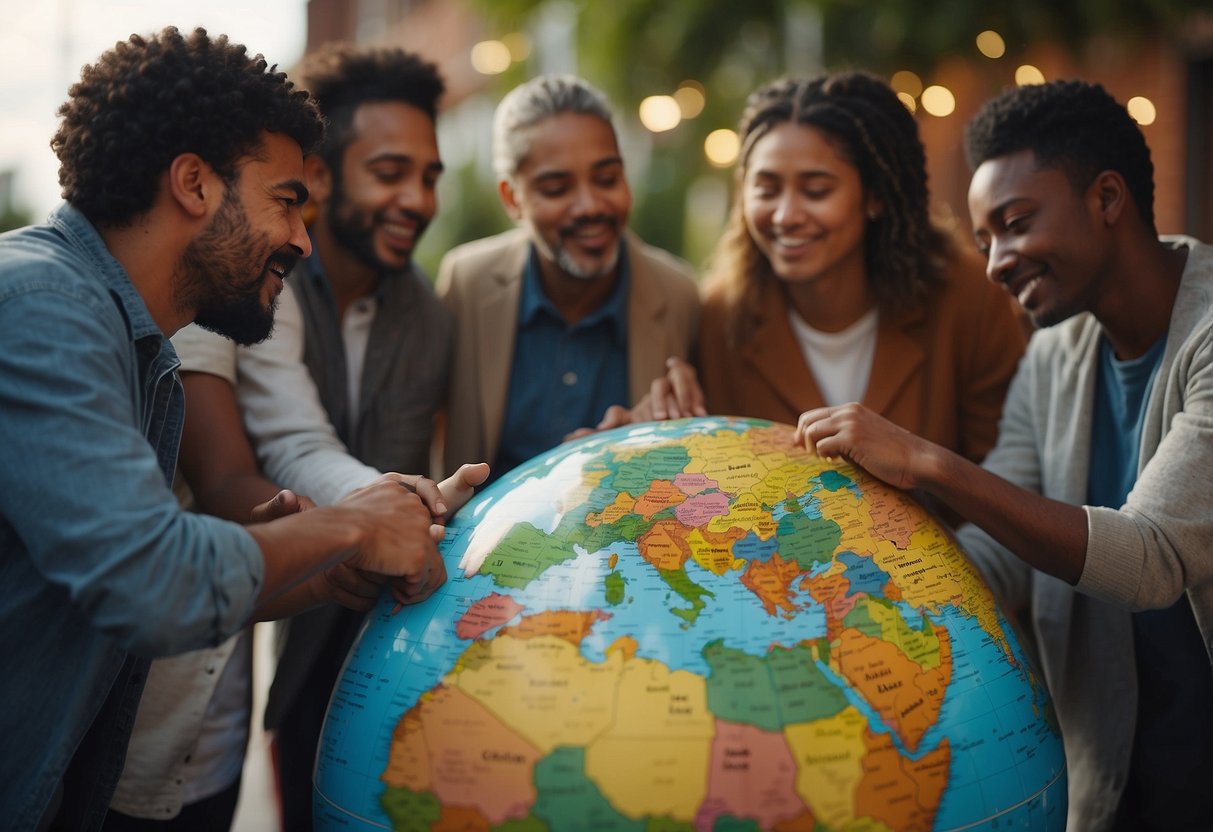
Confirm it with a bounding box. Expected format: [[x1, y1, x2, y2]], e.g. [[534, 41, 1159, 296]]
[[961, 236, 1213, 830]]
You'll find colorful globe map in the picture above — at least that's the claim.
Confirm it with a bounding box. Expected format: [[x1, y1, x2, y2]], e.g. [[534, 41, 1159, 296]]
[[314, 417, 1066, 831]]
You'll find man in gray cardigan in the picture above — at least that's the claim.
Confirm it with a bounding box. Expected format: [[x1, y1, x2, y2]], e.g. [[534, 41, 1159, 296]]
[[260, 45, 459, 830], [797, 80, 1213, 830]]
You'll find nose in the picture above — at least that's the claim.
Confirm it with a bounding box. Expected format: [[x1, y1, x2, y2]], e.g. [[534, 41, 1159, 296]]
[[985, 236, 1016, 285], [289, 208, 312, 259], [771, 188, 802, 228], [570, 181, 607, 218], [393, 174, 436, 219]]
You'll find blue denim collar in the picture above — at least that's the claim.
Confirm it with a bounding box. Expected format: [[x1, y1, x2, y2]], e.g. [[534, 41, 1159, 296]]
[[47, 203, 170, 347]]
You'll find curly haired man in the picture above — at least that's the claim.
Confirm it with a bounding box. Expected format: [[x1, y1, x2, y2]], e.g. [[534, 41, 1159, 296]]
[[0, 28, 448, 830]]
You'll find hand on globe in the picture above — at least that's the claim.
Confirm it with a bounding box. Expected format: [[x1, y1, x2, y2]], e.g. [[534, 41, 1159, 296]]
[[336, 476, 446, 597], [436, 462, 491, 523], [796, 403, 929, 491]]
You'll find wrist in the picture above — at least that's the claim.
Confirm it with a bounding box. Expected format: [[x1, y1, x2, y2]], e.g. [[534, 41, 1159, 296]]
[[914, 442, 954, 493], [315, 504, 367, 566]]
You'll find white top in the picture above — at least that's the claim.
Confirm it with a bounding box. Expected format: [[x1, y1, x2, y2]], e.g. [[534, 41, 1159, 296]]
[[342, 295, 376, 417], [787, 306, 880, 407]]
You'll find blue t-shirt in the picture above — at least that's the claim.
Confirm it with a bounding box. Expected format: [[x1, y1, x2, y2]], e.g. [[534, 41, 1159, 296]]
[[1088, 334, 1213, 829], [492, 245, 630, 479]]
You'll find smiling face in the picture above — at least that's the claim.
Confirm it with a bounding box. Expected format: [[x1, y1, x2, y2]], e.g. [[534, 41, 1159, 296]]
[[181, 131, 311, 344], [323, 100, 442, 275], [742, 122, 876, 297], [968, 148, 1111, 328], [501, 112, 631, 282]]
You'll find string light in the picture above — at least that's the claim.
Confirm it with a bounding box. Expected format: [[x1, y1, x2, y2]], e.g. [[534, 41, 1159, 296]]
[[470, 40, 511, 75], [1015, 65, 1046, 86], [976, 30, 1006, 59], [639, 95, 681, 133], [920, 85, 956, 117], [1127, 96, 1157, 125], [704, 129, 740, 167]]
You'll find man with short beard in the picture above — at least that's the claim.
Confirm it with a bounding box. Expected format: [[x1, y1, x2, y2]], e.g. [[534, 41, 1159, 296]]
[[249, 45, 458, 830], [0, 28, 447, 830], [436, 74, 701, 482]]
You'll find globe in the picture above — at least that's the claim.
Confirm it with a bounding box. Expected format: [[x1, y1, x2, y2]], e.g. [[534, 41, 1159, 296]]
[[314, 417, 1066, 831]]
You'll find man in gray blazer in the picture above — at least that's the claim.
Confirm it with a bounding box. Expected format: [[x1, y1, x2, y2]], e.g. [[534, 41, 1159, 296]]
[[797, 80, 1213, 830], [436, 74, 701, 481]]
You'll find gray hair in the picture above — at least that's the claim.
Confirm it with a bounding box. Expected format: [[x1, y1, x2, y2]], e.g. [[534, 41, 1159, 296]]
[[492, 74, 616, 182]]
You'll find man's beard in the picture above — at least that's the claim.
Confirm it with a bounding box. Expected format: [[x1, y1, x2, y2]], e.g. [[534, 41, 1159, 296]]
[[552, 215, 620, 281], [327, 176, 428, 276], [176, 189, 297, 345]]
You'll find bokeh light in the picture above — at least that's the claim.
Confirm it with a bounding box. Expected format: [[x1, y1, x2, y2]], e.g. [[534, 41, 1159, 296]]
[[704, 129, 740, 168], [1127, 96, 1157, 125], [920, 85, 956, 117], [639, 95, 682, 133], [1015, 64, 1046, 86], [896, 92, 917, 113], [501, 32, 532, 61], [891, 70, 924, 98], [470, 40, 511, 75], [976, 30, 1006, 59], [674, 81, 706, 119]]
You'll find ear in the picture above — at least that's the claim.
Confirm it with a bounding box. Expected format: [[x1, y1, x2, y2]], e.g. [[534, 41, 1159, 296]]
[[166, 153, 218, 219], [1090, 170, 1127, 226], [304, 154, 332, 205], [498, 178, 523, 222]]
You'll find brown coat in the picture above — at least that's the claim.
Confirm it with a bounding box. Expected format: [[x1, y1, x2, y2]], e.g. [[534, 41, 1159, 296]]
[[698, 253, 1027, 463], [435, 227, 701, 477]]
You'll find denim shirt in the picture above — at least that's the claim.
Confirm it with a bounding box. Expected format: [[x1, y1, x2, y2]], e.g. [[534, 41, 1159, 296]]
[[0, 204, 263, 829]]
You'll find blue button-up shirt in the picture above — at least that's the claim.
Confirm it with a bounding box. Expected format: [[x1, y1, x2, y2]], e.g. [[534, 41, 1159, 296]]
[[493, 245, 630, 478], [0, 204, 262, 829]]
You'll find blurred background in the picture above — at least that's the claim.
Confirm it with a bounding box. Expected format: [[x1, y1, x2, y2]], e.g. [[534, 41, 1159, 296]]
[[2, 0, 1212, 278], [2, 1, 1211, 828]]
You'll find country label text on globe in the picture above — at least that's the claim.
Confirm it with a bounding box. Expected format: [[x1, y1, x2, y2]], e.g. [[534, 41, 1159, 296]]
[[315, 417, 1066, 831]]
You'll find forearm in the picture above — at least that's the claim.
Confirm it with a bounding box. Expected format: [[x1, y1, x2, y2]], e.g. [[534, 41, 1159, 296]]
[[246, 506, 362, 606], [191, 473, 282, 524], [920, 444, 1088, 585], [250, 573, 330, 621]]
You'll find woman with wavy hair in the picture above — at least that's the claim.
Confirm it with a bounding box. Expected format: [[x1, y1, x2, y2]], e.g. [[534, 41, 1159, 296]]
[[689, 71, 1025, 464]]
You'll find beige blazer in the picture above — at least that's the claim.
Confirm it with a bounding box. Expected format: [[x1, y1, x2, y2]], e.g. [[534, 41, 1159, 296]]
[[435, 227, 700, 477]]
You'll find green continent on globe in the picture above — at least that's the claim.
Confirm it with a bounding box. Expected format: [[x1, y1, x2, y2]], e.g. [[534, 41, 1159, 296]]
[[315, 418, 1066, 832]]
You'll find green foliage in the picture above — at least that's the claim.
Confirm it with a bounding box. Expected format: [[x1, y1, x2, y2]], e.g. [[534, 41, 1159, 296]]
[[0, 206, 33, 234], [414, 158, 511, 281]]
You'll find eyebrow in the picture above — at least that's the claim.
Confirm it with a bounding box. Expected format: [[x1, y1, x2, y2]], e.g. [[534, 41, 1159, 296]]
[[531, 156, 624, 182], [751, 168, 836, 180], [277, 179, 309, 203], [365, 152, 446, 174]]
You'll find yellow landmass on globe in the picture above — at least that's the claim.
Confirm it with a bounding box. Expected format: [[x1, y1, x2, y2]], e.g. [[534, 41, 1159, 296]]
[[785, 706, 870, 829], [449, 633, 622, 753], [585, 660, 714, 819]]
